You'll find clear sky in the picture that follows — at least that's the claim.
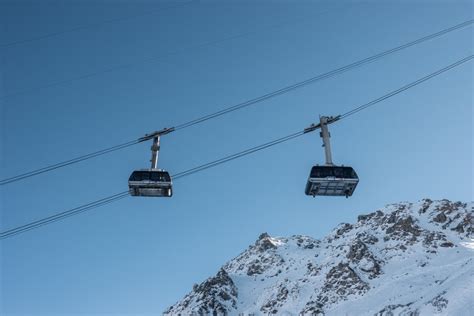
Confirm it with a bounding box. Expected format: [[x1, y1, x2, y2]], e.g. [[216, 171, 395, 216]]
[[0, 0, 472, 314]]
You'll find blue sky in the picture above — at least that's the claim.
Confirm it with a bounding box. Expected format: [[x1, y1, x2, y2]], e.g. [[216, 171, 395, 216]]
[[1, 0, 472, 314]]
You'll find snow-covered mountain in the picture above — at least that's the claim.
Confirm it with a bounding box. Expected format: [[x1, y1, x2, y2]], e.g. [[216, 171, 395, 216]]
[[164, 199, 473, 315]]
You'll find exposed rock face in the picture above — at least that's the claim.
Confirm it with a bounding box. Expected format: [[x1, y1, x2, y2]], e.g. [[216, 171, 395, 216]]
[[164, 268, 238, 315], [346, 240, 382, 278], [255, 232, 278, 251], [164, 199, 473, 315], [317, 262, 369, 305]]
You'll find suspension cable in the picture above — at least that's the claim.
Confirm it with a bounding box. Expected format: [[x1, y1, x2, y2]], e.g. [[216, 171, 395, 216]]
[[0, 191, 130, 239], [2, 54, 471, 240], [0, 1, 194, 48], [172, 131, 306, 180], [0, 140, 141, 186], [1, 20, 471, 187], [173, 20, 473, 130], [0, 5, 332, 100], [339, 55, 474, 120]]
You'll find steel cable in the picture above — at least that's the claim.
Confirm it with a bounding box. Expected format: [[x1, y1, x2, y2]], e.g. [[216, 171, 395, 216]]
[[1, 50, 472, 240], [1, 20, 471, 186]]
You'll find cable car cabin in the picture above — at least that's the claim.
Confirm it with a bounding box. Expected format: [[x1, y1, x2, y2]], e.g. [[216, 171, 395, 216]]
[[128, 169, 173, 197], [305, 165, 359, 198]]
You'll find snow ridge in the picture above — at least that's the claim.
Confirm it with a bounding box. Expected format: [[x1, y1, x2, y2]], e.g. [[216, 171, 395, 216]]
[[164, 199, 473, 315]]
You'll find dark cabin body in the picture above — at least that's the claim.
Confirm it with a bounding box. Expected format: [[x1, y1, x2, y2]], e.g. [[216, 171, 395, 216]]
[[305, 165, 359, 198], [128, 169, 173, 197]]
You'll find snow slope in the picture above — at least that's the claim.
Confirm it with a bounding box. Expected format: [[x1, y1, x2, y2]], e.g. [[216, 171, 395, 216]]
[[164, 199, 473, 315]]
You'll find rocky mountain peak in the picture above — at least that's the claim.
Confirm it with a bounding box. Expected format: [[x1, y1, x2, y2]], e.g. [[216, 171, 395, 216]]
[[164, 268, 238, 315], [164, 200, 473, 315], [255, 232, 279, 252]]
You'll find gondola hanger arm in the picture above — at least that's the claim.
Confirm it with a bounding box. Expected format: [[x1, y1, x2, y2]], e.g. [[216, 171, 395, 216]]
[[138, 127, 175, 142], [326, 115, 341, 124], [303, 115, 341, 134]]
